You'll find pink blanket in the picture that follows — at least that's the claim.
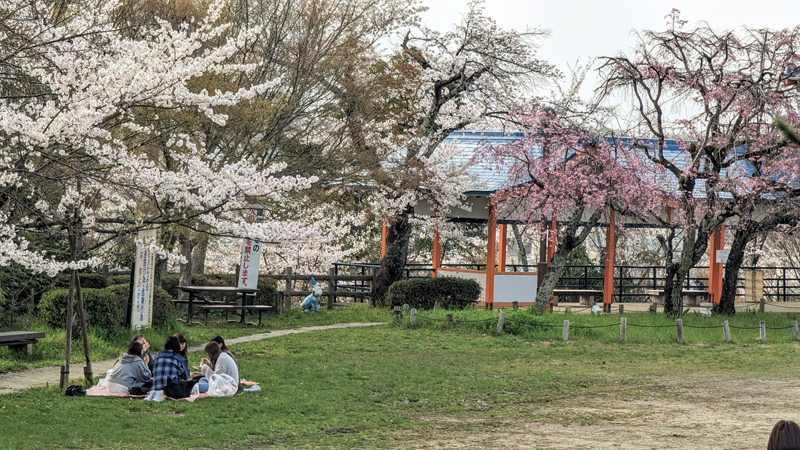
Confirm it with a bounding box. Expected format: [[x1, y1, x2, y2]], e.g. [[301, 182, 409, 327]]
[[86, 385, 204, 402]]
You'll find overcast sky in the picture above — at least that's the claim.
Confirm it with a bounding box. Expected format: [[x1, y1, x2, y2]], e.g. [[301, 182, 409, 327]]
[[420, 0, 800, 95]]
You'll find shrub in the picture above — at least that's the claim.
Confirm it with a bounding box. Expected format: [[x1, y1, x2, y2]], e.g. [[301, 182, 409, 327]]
[[161, 273, 278, 306], [385, 277, 481, 309], [38, 288, 122, 333], [105, 284, 177, 329], [106, 275, 131, 286], [54, 273, 108, 290]]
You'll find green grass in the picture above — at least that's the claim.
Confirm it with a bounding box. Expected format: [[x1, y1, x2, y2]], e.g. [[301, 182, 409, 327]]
[[2, 323, 800, 448], [0, 305, 390, 372], [403, 307, 800, 345]]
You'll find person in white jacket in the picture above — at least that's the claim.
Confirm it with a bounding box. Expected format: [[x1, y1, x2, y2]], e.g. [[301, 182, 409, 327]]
[[200, 341, 240, 388]]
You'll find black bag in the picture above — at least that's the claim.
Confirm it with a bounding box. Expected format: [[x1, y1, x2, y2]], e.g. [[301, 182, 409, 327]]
[[65, 385, 86, 396], [164, 378, 197, 399]]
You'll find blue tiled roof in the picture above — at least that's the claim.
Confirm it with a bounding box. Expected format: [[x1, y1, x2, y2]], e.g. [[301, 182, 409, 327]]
[[446, 131, 733, 199]]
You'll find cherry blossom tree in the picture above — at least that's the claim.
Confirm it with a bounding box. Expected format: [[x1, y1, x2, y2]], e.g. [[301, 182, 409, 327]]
[[598, 11, 800, 314], [333, 0, 559, 304], [484, 107, 662, 312]]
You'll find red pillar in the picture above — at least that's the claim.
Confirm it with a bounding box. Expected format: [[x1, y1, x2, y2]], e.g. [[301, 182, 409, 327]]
[[547, 214, 557, 267], [498, 224, 507, 272], [486, 204, 497, 307], [708, 224, 725, 304], [381, 222, 387, 259], [432, 229, 441, 277], [603, 210, 616, 313]]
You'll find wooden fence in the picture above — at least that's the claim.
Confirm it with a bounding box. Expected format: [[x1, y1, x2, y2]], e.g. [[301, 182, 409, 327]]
[[268, 267, 376, 313]]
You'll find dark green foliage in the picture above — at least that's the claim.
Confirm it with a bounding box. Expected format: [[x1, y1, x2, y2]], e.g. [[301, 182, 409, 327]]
[[54, 273, 108, 290], [106, 275, 131, 286], [105, 283, 177, 329], [0, 263, 55, 323], [161, 273, 278, 306], [37, 288, 122, 334], [385, 277, 481, 309]]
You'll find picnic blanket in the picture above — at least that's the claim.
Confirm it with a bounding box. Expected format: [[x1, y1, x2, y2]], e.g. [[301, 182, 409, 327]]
[[86, 385, 205, 402]]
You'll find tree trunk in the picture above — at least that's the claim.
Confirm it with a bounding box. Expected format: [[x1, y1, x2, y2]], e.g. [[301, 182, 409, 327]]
[[511, 224, 529, 269], [533, 207, 601, 312], [372, 206, 413, 306], [716, 225, 750, 315], [191, 235, 207, 274], [178, 238, 193, 300]]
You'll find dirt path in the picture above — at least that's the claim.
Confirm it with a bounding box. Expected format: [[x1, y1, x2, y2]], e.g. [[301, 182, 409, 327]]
[[0, 322, 386, 395]]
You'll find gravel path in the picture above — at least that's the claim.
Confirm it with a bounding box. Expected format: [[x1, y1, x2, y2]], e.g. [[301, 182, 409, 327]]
[[0, 322, 386, 395]]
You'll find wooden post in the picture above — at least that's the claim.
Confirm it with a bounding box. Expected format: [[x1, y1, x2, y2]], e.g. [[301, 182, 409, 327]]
[[496, 311, 506, 334], [486, 204, 497, 307], [603, 209, 616, 313], [562, 320, 570, 342], [328, 267, 336, 309], [620, 317, 627, 343], [446, 314, 453, 327], [498, 224, 507, 272], [512, 301, 518, 310], [759, 297, 765, 313], [393, 306, 401, 323], [434, 300, 442, 310], [723, 320, 731, 343], [565, 306, 571, 314], [403, 304, 409, 313], [618, 304, 624, 315], [793, 320, 799, 340], [676, 319, 684, 344], [410, 308, 417, 326], [760, 321, 766, 342], [75, 275, 93, 384], [283, 267, 293, 312]]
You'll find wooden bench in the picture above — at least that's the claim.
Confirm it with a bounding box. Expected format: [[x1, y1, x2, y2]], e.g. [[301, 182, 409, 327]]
[[198, 304, 273, 326], [0, 331, 45, 354], [645, 289, 709, 307], [552, 289, 603, 306]]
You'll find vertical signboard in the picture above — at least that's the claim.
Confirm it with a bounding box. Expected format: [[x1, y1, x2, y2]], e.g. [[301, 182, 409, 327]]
[[131, 229, 157, 329], [744, 269, 764, 303], [237, 208, 262, 290]]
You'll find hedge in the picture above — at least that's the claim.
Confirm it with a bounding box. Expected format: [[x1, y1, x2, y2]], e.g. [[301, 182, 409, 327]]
[[385, 277, 482, 309], [38, 288, 122, 333], [106, 283, 176, 329], [161, 273, 278, 306], [53, 273, 108, 290]]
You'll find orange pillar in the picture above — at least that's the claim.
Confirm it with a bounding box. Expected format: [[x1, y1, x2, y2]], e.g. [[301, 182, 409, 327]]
[[603, 210, 616, 313], [547, 214, 557, 267], [498, 224, 507, 272], [432, 229, 441, 277], [381, 222, 387, 258], [486, 204, 497, 308], [708, 224, 725, 304]]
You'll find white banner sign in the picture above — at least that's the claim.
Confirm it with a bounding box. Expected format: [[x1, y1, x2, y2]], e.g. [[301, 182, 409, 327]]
[[132, 229, 157, 329], [715, 250, 729, 264], [237, 238, 261, 289]]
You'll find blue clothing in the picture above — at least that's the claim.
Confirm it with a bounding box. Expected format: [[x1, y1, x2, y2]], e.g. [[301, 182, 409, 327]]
[[151, 350, 188, 391]]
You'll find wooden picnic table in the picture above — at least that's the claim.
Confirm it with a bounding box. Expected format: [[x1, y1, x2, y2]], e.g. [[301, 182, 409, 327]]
[[176, 286, 261, 325]]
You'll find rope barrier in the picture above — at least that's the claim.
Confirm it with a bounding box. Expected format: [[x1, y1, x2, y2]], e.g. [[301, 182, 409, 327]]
[[627, 323, 675, 328]]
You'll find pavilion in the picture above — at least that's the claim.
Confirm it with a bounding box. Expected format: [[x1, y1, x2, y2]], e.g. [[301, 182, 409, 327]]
[[380, 131, 728, 310]]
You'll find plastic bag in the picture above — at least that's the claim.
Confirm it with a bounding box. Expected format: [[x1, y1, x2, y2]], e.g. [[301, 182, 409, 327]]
[[207, 374, 237, 398]]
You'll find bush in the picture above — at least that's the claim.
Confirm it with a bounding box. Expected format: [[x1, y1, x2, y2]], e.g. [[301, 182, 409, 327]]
[[161, 273, 278, 306], [105, 284, 177, 329], [106, 275, 131, 286], [54, 273, 108, 290], [38, 288, 122, 333], [385, 277, 482, 309]]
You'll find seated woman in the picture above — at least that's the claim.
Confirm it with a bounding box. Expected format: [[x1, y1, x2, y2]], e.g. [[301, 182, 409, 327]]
[[173, 332, 191, 380], [132, 334, 154, 373], [105, 340, 152, 395], [146, 336, 189, 402], [200, 341, 240, 389]]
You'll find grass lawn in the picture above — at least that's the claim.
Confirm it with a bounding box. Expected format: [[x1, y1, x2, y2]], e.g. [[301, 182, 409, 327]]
[[0, 305, 391, 373], [2, 309, 800, 449]]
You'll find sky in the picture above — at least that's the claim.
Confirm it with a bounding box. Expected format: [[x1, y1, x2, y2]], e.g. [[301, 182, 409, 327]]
[[419, 0, 800, 95]]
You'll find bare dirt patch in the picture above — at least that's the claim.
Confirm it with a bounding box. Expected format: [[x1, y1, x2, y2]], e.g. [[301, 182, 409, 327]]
[[399, 374, 796, 449]]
